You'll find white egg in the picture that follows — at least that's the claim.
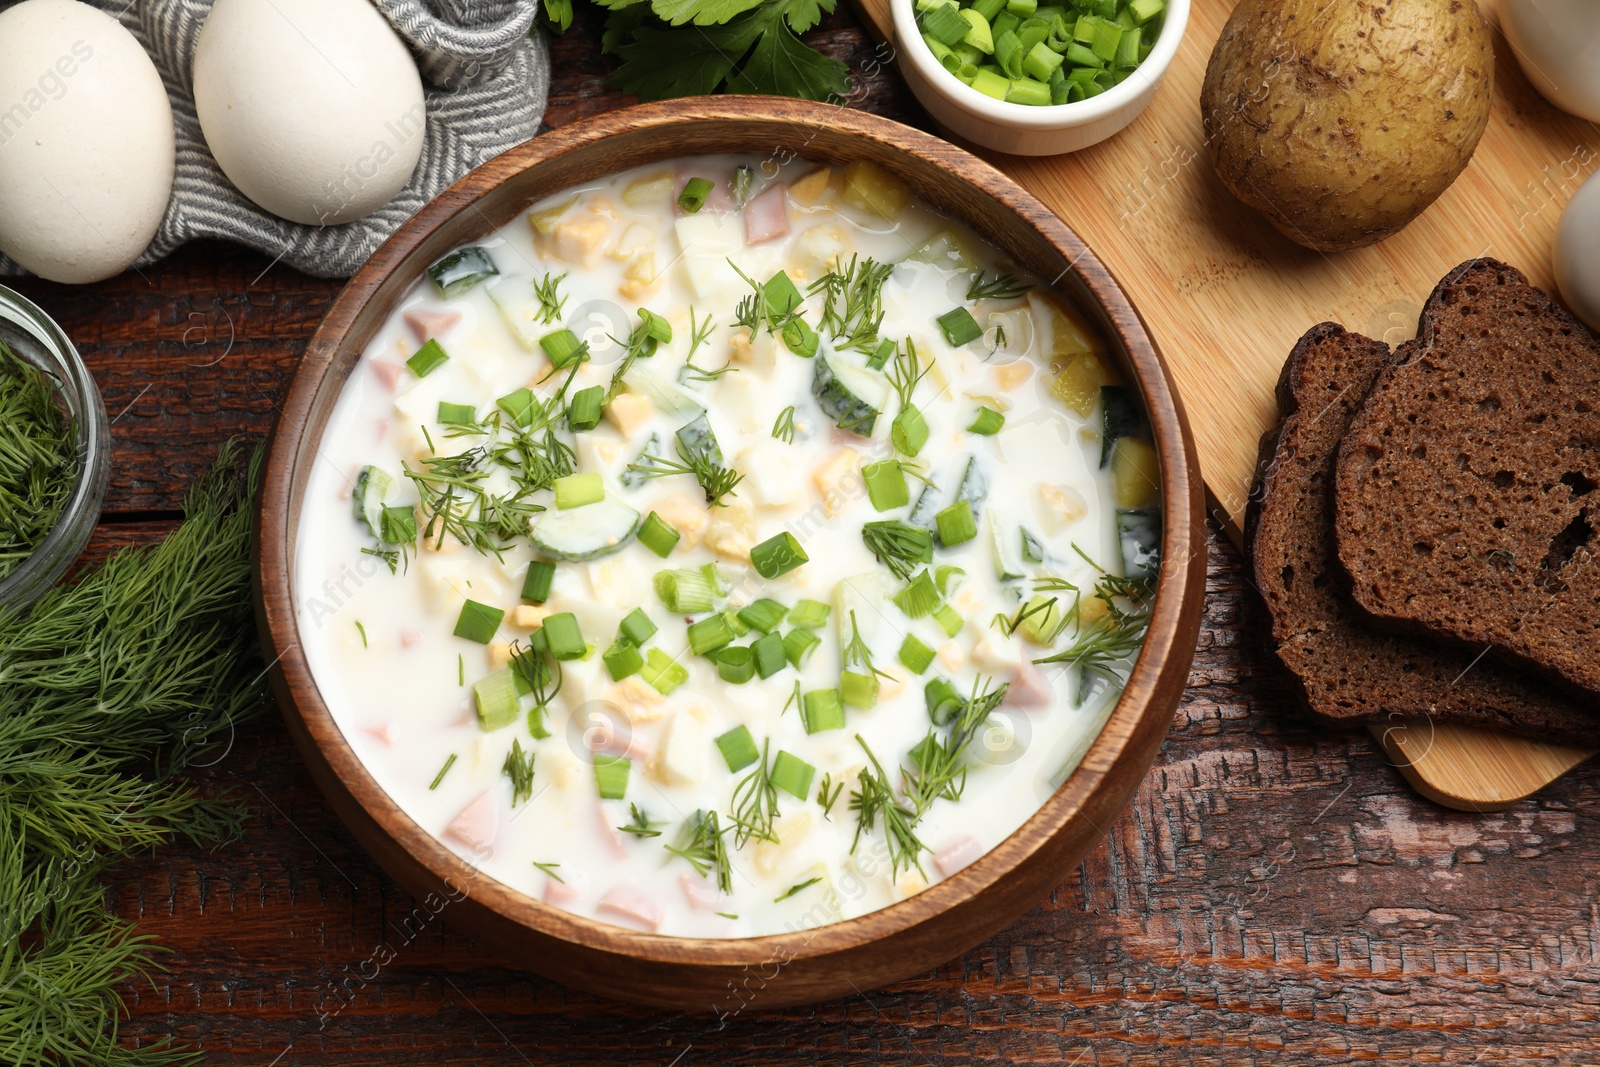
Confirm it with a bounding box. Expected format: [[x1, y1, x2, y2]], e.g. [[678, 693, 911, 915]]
[[1499, 0, 1600, 122], [193, 0, 426, 227], [0, 0, 175, 284], [1554, 170, 1600, 333]]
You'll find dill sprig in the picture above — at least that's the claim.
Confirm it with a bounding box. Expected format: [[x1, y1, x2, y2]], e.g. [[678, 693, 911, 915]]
[[841, 610, 891, 681], [686, 307, 716, 363], [774, 876, 822, 902], [772, 405, 796, 444], [619, 803, 665, 838], [1032, 572, 1152, 705], [665, 809, 732, 894], [502, 739, 536, 806], [966, 270, 1032, 302], [809, 255, 892, 350], [0, 340, 75, 581], [532, 861, 564, 883], [532, 271, 569, 325], [729, 739, 781, 848], [510, 638, 563, 710], [848, 736, 926, 880], [0, 441, 266, 1066], [817, 773, 843, 819], [903, 676, 1009, 816], [861, 520, 934, 581], [625, 434, 744, 506], [992, 595, 1057, 638], [888, 340, 929, 411]]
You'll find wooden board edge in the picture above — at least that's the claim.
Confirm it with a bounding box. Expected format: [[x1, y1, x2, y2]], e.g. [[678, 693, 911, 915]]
[[1369, 719, 1593, 811]]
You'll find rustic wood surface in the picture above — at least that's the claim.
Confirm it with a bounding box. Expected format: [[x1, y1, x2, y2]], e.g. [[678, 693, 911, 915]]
[[14, 6, 1600, 1063]]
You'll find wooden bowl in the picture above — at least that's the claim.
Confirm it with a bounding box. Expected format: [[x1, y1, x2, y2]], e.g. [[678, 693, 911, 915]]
[[256, 97, 1206, 1011]]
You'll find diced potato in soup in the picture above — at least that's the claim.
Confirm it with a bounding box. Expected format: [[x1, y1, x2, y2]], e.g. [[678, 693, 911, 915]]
[[294, 155, 1160, 938]]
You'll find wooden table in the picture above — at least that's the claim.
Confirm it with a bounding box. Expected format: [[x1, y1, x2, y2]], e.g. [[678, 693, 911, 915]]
[[19, 7, 1600, 1062]]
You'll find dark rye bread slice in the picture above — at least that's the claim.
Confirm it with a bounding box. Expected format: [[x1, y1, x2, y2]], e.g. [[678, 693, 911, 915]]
[[1334, 259, 1600, 700], [1246, 321, 1598, 743]]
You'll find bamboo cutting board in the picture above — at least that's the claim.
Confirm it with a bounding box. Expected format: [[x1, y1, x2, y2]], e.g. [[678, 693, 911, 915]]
[[851, 0, 1598, 807]]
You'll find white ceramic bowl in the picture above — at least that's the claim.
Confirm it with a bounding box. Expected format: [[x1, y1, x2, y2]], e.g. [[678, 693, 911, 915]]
[[890, 0, 1188, 155], [1499, 0, 1600, 123]]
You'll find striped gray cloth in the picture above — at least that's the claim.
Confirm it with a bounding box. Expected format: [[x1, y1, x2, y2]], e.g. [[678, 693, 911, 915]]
[[0, 0, 548, 279]]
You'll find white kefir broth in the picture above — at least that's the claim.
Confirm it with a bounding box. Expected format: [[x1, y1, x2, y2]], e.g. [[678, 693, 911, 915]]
[[294, 153, 1154, 938]]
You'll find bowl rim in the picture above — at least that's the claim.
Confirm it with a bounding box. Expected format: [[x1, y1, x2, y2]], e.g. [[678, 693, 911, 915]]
[[888, 0, 1191, 129], [258, 96, 1200, 975]]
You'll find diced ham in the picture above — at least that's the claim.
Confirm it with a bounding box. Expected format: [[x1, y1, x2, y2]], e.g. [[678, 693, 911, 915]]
[[598, 884, 665, 932], [1005, 659, 1053, 708], [597, 801, 628, 858], [680, 872, 725, 912], [934, 836, 985, 878], [743, 182, 790, 245], [399, 630, 422, 649], [362, 722, 396, 746], [584, 722, 652, 763], [337, 468, 357, 500], [544, 878, 580, 908], [444, 791, 497, 855], [404, 307, 461, 343], [369, 359, 405, 391], [373, 418, 389, 443]]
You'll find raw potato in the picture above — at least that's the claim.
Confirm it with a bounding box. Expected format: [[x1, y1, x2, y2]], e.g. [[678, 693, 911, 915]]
[[1200, 0, 1493, 252]]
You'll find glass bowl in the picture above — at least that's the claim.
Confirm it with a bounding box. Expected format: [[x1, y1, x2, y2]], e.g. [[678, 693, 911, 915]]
[[0, 284, 110, 614]]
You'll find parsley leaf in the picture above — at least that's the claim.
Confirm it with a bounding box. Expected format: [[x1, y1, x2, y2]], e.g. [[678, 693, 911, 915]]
[[652, 0, 767, 26], [727, 7, 850, 98]]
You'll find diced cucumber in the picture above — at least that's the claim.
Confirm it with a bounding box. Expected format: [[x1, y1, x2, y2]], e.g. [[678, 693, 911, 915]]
[[675, 412, 723, 466], [1021, 528, 1046, 563], [908, 483, 940, 533], [486, 275, 542, 350], [953, 456, 989, 519], [529, 498, 642, 561], [626, 364, 705, 419], [902, 229, 977, 272], [812, 352, 889, 437], [1117, 507, 1161, 584], [352, 465, 394, 539], [988, 509, 1026, 582], [620, 433, 661, 490], [428, 246, 499, 297], [1099, 385, 1149, 469]]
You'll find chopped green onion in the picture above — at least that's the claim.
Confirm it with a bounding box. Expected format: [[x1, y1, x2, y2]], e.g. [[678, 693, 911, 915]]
[[716, 725, 761, 772], [641, 647, 689, 695], [655, 568, 716, 613], [935, 564, 966, 595], [522, 560, 555, 603], [542, 612, 586, 660], [594, 754, 631, 799], [406, 338, 449, 378], [893, 405, 930, 456], [752, 631, 787, 678], [994, 29, 1024, 79], [620, 607, 657, 646], [899, 634, 936, 674], [454, 599, 504, 644], [379, 505, 416, 546], [1023, 40, 1064, 81], [540, 328, 587, 368], [497, 387, 538, 427], [934, 603, 964, 637], [527, 704, 552, 739], [925, 677, 964, 726], [638, 307, 673, 344], [788, 599, 831, 629], [737, 598, 788, 634], [771, 750, 816, 799], [961, 6, 995, 51], [893, 569, 941, 619], [553, 472, 603, 510], [782, 316, 819, 358], [1006, 0, 1036, 14], [678, 177, 714, 213], [429, 753, 458, 790], [971, 0, 1004, 19], [473, 667, 520, 729], [936, 500, 978, 546], [437, 401, 476, 425], [638, 511, 681, 558], [938, 307, 983, 346], [1006, 76, 1052, 106], [716, 645, 756, 684], [1065, 41, 1103, 68], [862, 460, 910, 511], [783, 627, 821, 669], [603, 639, 644, 681], [970, 66, 1009, 99], [1129, 0, 1163, 22], [923, 2, 970, 44], [751, 532, 809, 579], [868, 338, 897, 370], [840, 669, 879, 709], [763, 271, 804, 323], [801, 688, 845, 734], [567, 385, 604, 432], [688, 613, 737, 657]]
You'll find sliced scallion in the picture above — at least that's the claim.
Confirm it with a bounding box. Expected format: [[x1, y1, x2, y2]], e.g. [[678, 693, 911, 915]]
[[638, 511, 681, 558], [716, 725, 760, 772], [641, 647, 689, 695], [801, 688, 845, 734], [771, 750, 816, 799], [522, 560, 555, 603], [567, 385, 603, 432], [752, 631, 787, 678], [678, 177, 714, 213], [406, 338, 449, 378], [935, 500, 978, 546], [787, 599, 831, 629], [553, 472, 603, 510], [540, 328, 587, 368], [899, 633, 936, 674], [688, 613, 737, 657], [542, 612, 586, 660], [783, 627, 821, 669], [454, 599, 504, 644], [737, 598, 788, 634], [594, 754, 631, 799], [603, 639, 644, 681], [620, 607, 658, 646], [751, 531, 809, 579], [655, 568, 716, 614], [716, 645, 756, 684]]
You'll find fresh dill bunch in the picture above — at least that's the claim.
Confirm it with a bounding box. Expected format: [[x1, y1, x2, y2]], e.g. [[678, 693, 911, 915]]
[[1032, 571, 1153, 705], [686, 307, 716, 362], [729, 739, 781, 848], [619, 803, 664, 838], [0, 339, 76, 583], [848, 736, 926, 880], [502, 739, 536, 806], [809, 255, 892, 350], [841, 610, 891, 681], [965, 269, 1032, 302], [903, 676, 1009, 816], [665, 809, 732, 894], [0, 441, 266, 1066], [771, 405, 796, 444], [532, 271, 569, 325], [860, 520, 934, 581]]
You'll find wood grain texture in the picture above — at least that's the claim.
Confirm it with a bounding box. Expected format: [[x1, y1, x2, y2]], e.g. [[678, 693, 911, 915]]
[[848, 0, 1599, 812], [8, 2, 1600, 1059]]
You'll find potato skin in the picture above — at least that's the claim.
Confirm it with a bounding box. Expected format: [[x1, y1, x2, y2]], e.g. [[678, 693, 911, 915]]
[[1200, 0, 1493, 252]]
